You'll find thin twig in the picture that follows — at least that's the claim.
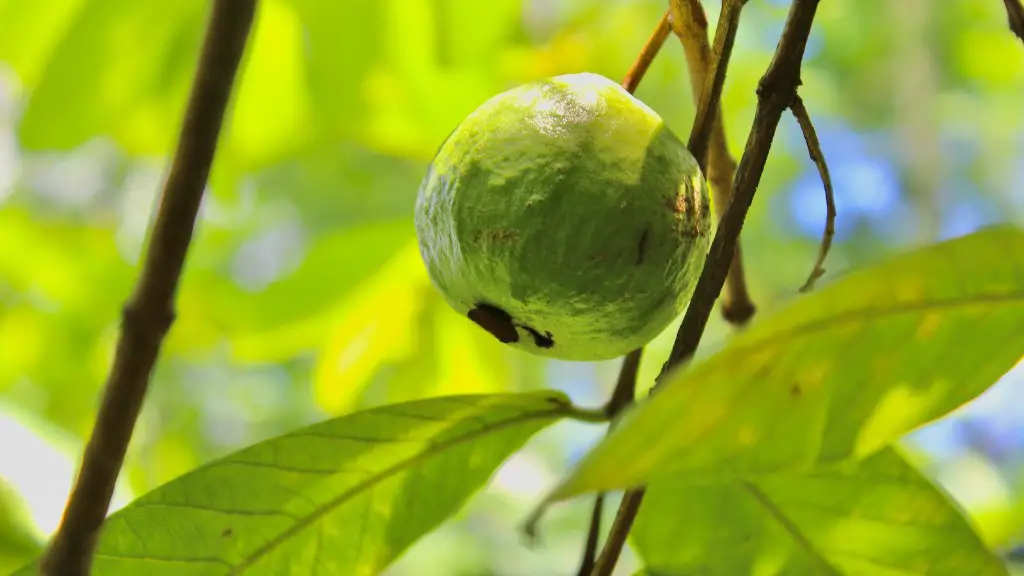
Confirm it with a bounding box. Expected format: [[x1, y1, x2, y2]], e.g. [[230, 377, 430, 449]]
[[574, 19, 673, 570], [590, 1, 752, 573], [38, 2, 257, 574], [576, 493, 605, 576], [790, 95, 836, 293], [621, 10, 672, 94], [1005, 0, 1024, 44], [591, 1, 823, 574], [602, 349, 644, 419], [671, 0, 755, 326], [576, 348, 643, 575]]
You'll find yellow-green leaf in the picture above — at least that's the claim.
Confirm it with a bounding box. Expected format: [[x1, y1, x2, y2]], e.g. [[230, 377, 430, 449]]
[[17, 392, 600, 575], [633, 447, 1008, 576], [539, 226, 1024, 503]]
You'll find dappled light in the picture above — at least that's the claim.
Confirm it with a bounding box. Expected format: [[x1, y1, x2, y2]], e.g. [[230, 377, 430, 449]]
[[0, 0, 1022, 574]]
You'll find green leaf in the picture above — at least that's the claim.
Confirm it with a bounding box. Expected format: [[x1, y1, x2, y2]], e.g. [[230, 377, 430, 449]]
[[632, 447, 1009, 576], [0, 478, 42, 575], [537, 226, 1024, 503], [18, 392, 600, 575], [15, 0, 205, 153]]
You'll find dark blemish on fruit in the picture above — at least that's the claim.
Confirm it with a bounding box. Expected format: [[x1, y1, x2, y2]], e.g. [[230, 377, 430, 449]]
[[468, 303, 519, 344], [636, 228, 650, 265], [520, 325, 555, 349], [221, 528, 233, 538], [790, 384, 802, 397]]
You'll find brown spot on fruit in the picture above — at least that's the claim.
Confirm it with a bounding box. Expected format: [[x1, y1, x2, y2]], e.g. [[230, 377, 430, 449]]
[[468, 303, 519, 344], [675, 193, 688, 214], [486, 229, 518, 242], [636, 228, 650, 265], [520, 325, 555, 349]]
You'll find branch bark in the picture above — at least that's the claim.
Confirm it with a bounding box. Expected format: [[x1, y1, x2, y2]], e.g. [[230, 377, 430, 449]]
[[1005, 0, 1024, 44], [790, 95, 836, 293], [590, 1, 823, 573], [575, 349, 642, 576], [39, 2, 257, 574], [621, 11, 672, 95], [670, 0, 755, 326]]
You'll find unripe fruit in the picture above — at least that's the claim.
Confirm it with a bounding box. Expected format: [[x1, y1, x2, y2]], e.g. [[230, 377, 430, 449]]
[[415, 72, 711, 361]]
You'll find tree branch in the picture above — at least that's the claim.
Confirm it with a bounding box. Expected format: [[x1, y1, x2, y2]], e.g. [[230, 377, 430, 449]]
[[1005, 0, 1024, 44], [590, 1, 823, 573], [671, 0, 755, 326], [574, 349, 643, 576], [790, 95, 836, 293], [38, 2, 257, 574], [574, 18, 674, 565], [621, 10, 672, 95]]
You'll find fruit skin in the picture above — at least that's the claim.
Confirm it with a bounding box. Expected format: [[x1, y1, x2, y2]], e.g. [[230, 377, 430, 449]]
[[415, 72, 711, 361]]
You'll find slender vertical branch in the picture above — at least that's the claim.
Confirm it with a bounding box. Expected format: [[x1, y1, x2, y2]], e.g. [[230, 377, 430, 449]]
[[590, 1, 823, 574], [38, 2, 258, 574], [670, 0, 755, 325]]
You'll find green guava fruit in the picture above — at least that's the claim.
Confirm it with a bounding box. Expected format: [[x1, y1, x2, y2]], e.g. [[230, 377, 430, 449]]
[[415, 72, 711, 361]]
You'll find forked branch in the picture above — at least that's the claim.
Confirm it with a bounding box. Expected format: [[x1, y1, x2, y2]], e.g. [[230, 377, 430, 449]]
[[39, 2, 257, 574], [590, 1, 824, 573]]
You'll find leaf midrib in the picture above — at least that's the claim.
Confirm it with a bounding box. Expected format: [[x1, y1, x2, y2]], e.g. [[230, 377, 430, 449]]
[[741, 481, 841, 575], [228, 405, 569, 573]]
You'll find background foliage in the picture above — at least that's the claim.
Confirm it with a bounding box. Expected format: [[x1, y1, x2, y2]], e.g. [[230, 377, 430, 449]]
[[0, 0, 1022, 574]]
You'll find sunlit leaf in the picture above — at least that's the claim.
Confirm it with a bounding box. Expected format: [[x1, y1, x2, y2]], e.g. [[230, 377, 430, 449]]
[[0, 0, 86, 87], [0, 478, 41, 575], [221, 221, 414, 363], [538, 226, 1024, 502], [15, 0, 205, 152], [632, 447, 1008, 576], [311, 241, 429, 414], [16, 392, 600, 576], [220, 0, 314, 169], [282, 0, 382, 141]]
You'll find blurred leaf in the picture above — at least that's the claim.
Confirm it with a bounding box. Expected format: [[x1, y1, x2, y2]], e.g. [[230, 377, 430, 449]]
[[281, 0, 382, 141], [312, 241, 429, 413], [354, 291, 512, 412], [430, 303, 510, 397], [15, 0, 205, 153], [0, 478, 41, 575], [538, 226, 1024, 502], [16, 392, 596, 576], [633, 447, 1008, 576], [0, 0, 86, 87], [219, 0, 314, 169], [222, 220, 414, 362]]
